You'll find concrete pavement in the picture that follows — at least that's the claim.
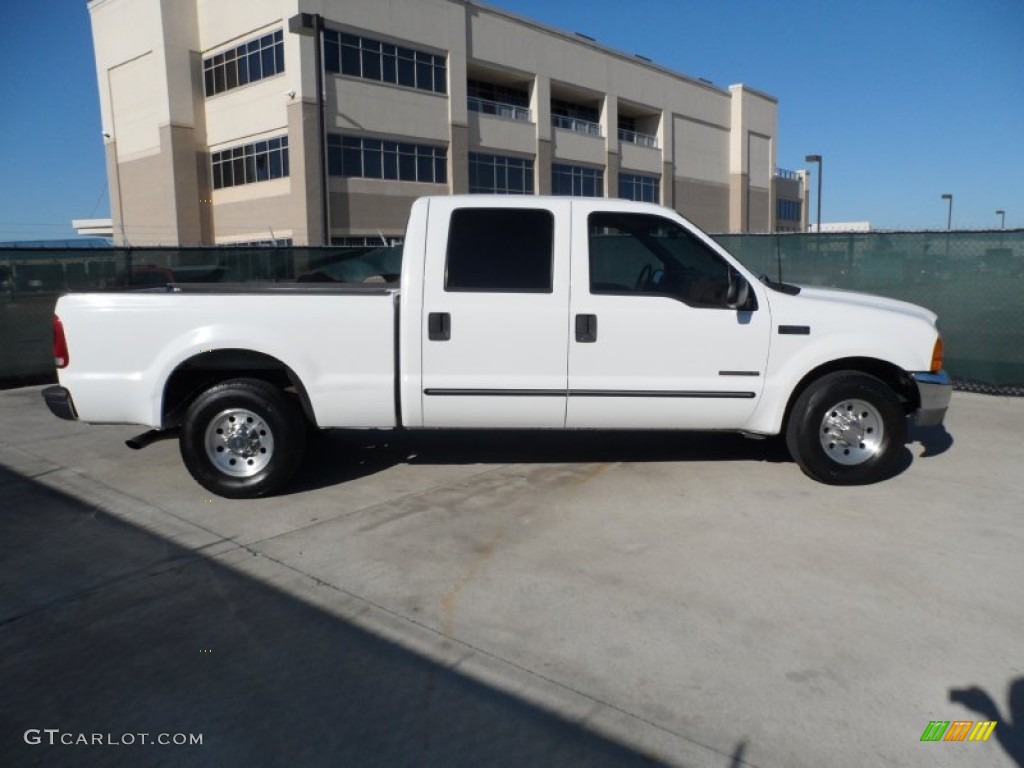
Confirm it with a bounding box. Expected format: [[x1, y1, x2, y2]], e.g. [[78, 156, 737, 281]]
[[1, 385, 1021, 767]]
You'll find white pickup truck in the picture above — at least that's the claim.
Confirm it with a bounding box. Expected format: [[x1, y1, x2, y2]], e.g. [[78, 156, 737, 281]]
[[44, 196, 950, 497]]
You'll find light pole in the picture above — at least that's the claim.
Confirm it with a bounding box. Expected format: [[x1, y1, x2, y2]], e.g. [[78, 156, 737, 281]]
[[941, 193, 953, 230], [996, 209, 1005, 229], [289, 12, 330, 246], [805, 154, 822, 233]]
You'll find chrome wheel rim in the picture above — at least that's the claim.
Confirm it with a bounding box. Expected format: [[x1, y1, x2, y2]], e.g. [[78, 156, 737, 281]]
[[818, 398, 883, 466], [204, 408, 274, 477]]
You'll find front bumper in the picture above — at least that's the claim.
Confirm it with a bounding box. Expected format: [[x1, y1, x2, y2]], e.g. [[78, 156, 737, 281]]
[[911, 371, 952, 427], [42, 385, 78, 421]]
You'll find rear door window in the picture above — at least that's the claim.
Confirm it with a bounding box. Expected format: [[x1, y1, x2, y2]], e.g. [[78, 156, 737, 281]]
[[445, 208, 554, 293]]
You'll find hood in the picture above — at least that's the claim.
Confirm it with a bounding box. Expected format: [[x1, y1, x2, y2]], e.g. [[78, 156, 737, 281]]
[[791, 286, 937, 326]]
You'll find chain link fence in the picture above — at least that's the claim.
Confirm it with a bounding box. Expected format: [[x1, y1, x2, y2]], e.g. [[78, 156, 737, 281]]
[[2, 232, 1022, 394]]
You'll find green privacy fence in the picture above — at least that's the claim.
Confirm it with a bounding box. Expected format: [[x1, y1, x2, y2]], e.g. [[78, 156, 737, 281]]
[[1, 232, 1022, 393], [712, 231, 1024, 394], [0, 245, 401, 382]]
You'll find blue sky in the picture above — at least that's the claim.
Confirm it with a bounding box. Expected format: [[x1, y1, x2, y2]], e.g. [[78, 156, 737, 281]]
[[0, 0, 1020, 239]]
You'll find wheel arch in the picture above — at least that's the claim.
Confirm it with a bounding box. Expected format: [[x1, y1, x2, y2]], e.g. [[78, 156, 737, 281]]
[[780, 357, 919, 436], [161, 349, 317, 429]]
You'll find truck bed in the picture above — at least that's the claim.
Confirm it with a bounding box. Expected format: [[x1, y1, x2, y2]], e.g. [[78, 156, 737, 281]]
[[56, 287, 400, 429]]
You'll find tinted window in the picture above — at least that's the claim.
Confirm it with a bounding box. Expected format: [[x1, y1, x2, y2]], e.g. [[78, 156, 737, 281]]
[[323, 31, 446, 95], [446, 209, 553, 293], [203, 29, 283, 97], [468, 153, 534, 195], [619, 173, 660, 202], [211, 135, 289, 189], [327, 136, 445, 184], [588, 213, 732, 307], [552, 163, 603, 197]]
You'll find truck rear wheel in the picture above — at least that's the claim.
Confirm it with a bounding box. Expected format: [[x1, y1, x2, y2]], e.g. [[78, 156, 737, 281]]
[[785, 371, 906, 485], [180, 378, 306, 498]]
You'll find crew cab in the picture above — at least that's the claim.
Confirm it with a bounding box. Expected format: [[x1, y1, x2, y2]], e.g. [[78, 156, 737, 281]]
[[43, 196, 951, 497]]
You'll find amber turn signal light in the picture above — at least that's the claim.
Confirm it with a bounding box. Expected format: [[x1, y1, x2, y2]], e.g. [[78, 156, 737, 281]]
[[930, 336, 943, 373]]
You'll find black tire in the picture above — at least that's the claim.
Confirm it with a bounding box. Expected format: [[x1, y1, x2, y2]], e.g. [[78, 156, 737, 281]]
[[785, 371, 906, 485], [179, 378, 306, 498]]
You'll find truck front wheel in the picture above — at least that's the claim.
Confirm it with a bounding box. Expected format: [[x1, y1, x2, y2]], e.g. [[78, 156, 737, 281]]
[[786, 371, 906, 485], [180, 378, 306, 498]]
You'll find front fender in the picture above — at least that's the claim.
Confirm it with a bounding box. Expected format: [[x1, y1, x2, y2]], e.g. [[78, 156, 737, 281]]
[[744, 331, 933, 435]]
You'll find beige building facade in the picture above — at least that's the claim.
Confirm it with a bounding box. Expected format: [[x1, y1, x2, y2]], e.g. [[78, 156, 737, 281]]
[[88, 0, 807, 246]]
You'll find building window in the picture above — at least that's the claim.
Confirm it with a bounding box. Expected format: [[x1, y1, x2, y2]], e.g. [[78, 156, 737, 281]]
[[619, 173, 660, 203], [552, 163, 604, 197], [204, 30, 284, 97], [445, 208, 553, 293], [468, 80, 529, 108], [552, 98, 599, 124], [212, 136, 289, 189], [222, 238, 294, 247], [469, 153, 534, 194], [327, 135, 447, 184], [324, 31, 446, 95], [777, 198, 801, 221], [331, 236, 404, 247]]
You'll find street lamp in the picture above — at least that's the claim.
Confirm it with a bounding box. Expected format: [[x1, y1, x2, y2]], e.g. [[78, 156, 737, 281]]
[[941, 193, 953, 230], [289, 12, 330, 246], [805, 154, 822, 233], [996, 209, 1005, 229]]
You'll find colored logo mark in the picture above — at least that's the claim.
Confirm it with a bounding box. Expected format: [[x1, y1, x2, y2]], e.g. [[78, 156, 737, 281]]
[[920, 720, 996, 742]]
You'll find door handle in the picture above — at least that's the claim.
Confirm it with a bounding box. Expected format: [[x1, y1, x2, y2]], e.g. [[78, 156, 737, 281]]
[[575, 313, 597, 343], [428, 312, 451, 341]]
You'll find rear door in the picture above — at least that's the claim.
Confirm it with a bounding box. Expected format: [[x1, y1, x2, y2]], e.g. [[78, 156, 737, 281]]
[[420, 199, 571, 427]]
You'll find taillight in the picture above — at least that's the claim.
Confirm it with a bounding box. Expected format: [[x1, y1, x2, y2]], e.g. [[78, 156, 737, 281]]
[[930, 335, 943, 373], [53, 315, 69, 369]]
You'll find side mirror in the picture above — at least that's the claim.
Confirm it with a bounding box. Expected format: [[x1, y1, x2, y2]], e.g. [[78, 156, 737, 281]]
[[726, 271, 751, 309]]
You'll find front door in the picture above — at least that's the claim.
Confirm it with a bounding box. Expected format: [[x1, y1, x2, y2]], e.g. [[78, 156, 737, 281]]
[[420, 201, 571, 427], [567, 208, 771, 429]]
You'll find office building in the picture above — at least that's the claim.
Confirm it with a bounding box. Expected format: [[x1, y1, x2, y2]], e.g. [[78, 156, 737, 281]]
[[88, 0, 807, 245]]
